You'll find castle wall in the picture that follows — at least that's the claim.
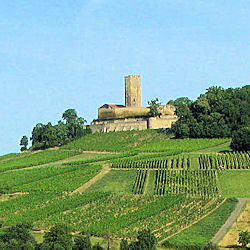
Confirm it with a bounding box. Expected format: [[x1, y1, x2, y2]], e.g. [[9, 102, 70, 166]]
[[90, 116, 178, 133], [91, 118, 147, 133], [148, 116, 178, 130], [98, 107, 150, 120]]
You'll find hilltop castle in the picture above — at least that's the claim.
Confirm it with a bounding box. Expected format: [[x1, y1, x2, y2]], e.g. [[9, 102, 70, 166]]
[[90, 75, 178, 132]]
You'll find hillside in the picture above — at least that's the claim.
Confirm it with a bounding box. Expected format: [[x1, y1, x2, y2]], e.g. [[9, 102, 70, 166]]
[[0, 130, 249, 249]]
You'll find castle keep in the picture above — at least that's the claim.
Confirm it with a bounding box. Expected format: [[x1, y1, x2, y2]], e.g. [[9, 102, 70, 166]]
[[90, 75, 178, 132]]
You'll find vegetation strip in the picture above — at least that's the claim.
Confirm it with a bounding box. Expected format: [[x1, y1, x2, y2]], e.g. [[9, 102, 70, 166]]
[[163, 198, 238, 247], [211, 198, 247, 244]]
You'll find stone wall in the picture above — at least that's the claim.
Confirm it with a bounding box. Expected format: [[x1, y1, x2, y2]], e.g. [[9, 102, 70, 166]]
[[148, 116, 178, 129], [90, 115, 178, 133], [91, 117, 147, 133], [98, 107, 150, 119]]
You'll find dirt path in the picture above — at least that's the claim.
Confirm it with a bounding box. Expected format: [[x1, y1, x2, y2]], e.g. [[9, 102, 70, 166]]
[[81, 150, 115, 154], [71, 164, 111, 194], [211, 198, 248, 244]]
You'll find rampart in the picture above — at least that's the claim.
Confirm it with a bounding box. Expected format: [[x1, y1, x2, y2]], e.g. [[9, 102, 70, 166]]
[[90, 115, 178, 133]]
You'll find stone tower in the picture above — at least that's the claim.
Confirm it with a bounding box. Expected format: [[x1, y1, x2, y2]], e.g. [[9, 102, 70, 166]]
[[125, 75, 141, 107]]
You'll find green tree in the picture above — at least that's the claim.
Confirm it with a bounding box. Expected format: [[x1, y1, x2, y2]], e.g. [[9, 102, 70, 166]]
[[20, 135, 29, 151], [30, 123, 47, 149], [137, 229, 157, 250], [92, 243, 105, 250], [42, 224, 73, 250], [238, 230, 250, 248], [230, 127, 250, 151], [0, 240, 7, 250], [73, 235, 92, 250], [168, 97, 193, 118], [62, 109, 88, 139], [62, 109, 78, 124], [0, 223, 36, 249], [148, 98, 161, 117], [120, 239, 129, 250], [171, 85, 250, 139]]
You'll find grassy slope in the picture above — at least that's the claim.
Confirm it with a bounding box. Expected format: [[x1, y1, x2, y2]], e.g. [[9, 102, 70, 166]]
[[0, 153, 18, 161], [218, 170, 250, 197], [63, 130, 229, 153], [0, 149, 81, 172], [165, 198, 238, 247], [63, 130, 164, 152], [0, 130, 247, 248], [86, 169, 137, 193]]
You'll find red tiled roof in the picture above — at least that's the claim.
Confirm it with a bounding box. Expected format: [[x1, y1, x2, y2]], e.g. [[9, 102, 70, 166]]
[[108, 104, 125, 108], [99, 104, 126, 109]]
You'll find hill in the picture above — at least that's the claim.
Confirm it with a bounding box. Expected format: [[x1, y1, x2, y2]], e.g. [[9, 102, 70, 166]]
[[0, 130, 249, 249]]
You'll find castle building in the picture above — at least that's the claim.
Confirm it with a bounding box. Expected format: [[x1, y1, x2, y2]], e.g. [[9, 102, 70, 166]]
[[90, 75, 178, 133]]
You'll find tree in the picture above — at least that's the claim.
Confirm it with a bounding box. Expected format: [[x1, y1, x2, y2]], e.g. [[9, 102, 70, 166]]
[[62, 109, 78, 124], [168, 97, 193, 118], [20, 135, 28, 151], [120, 239, 129, 250], [42, 224, 73, 250], [231, 127, 250, 151], [148, 98, 161, 117], [30, 109, 90, 150], [170, 85, 250, 139], [121, 229, 157, 250], [92, 243, 105, 250], [137, 229, 157, 250], [238, 230, 250, 248], [0, 223, 36, 248], [30, 123, 47, 149], [73, 235, 92, 250]]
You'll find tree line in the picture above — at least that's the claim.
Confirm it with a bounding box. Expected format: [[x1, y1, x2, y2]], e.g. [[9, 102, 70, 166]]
[[20, 109, 91, 151], [167, 85, 249, 151], [1, 223, 248, 249], [0, 223, 157, 250]]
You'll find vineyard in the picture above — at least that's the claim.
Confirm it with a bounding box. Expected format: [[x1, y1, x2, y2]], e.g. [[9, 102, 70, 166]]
[[153, 170, 218, 197], [0, 132, 248, 248], [111, 156, 190, 169], [63, 129, 229, 153], [0, 149, 81, 173], [32, 193, 225, 242], [0, 164, 101, 193], [199, 152, 250, 169], [132, 169, 148, 194]]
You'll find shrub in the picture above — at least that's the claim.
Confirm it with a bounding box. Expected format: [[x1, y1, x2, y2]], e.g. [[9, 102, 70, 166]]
[[231, 127, 250, 151], [238, 230, 250, 247]]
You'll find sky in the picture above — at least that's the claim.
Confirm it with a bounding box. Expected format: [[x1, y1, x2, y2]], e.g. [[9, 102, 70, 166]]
[[0, 0, 249, 155]]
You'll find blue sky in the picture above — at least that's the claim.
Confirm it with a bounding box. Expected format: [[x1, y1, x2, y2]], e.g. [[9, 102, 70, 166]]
[[0, 0, 249, 155]]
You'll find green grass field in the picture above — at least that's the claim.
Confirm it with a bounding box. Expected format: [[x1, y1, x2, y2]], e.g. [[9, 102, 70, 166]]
[[63, 129, 229, 153], [0, 130, 248, 249], [86, 169, 137, 193], [218, 170, 250, 197], [0, 149, 81, 173]]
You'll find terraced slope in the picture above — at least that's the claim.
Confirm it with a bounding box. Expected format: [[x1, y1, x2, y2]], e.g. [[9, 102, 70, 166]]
[[62, 130, 229, 153], [0, 131, 248, 249]]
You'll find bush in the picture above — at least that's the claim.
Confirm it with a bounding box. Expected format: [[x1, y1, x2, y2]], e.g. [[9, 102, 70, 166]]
[[238, 230, 250, 247], [41, 224, 73, 250], [20, 146, 27, 152], [230, 127, 250, 151]]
